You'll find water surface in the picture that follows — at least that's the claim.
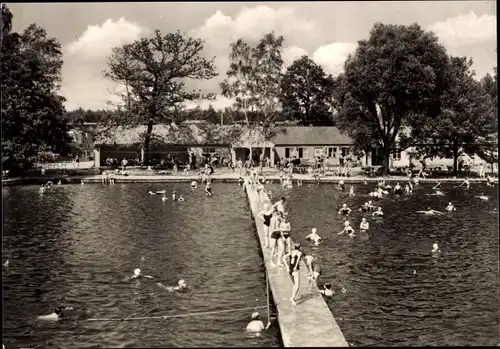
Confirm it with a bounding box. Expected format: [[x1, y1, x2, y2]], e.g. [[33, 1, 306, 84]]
[[2, 183, 280, 348]]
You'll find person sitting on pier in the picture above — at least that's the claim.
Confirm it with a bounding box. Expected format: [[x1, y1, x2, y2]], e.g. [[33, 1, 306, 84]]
[[338, 203, 351, 216], [459, 178, 470, 189], [273, 197, 287, 215], [349, 186, 355, 196], [446, 202, 456, 212], [205, 181, 213, 196], [338, 220, 355, 237], [157, 279, 187, 292], [359, 202, 369, 212], [258, 203, 274, 249], [246, 311, 270, 333], [304, 254, 322, 283], [306, 228, 322, 246], [372, 207, 384, 217], [319, 282, 334, 297], [360, 218, 370, 231], [283, 243, 303, 306], [416, 207, 444, 215], [394, 182, 403, 195], [191, 180, 198, 189], [338, 179, 345, 191]]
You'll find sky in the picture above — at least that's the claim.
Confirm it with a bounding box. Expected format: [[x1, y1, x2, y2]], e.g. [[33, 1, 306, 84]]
[[8, 1, 497, 111]]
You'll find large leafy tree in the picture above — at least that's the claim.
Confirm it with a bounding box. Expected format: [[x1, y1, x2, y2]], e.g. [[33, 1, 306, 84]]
[[1, 4, 72, 170], [105, 29, 217, 164], [280, 55, 336, 126], [335, 23, 450, 172], [220, 32, 284, 159], [410, 57, 497, 175]]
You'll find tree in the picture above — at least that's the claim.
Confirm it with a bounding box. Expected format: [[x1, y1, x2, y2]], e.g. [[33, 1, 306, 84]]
[[220, 32, 284, 159], [1, 4, 72, 171], [104, 30, 217, 165], [409, 57, 497, 175], [335, 23, 450, 172], [481, 68, 497, 114], [280, 55, 336, 126]]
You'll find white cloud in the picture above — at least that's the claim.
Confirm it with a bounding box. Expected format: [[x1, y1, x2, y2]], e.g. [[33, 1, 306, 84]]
[[65, 18, 147, 59], [312, 43, 357, 76], [429, 12, 496, 47], [282, 46, 308, 67], [192, 5, 318, 50]]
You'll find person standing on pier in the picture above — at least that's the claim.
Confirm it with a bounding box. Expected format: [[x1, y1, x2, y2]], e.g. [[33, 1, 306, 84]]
[[283, 243, 303, 305], [269, 211, 283, 267], [272, 197, 287, 215], [257, 203, 274, 248]]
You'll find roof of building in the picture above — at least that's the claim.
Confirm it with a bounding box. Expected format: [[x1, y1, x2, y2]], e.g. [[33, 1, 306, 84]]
[[271, 127, 353, 145]]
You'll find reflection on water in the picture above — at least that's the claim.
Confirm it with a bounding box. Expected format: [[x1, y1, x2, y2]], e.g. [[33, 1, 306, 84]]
[[271, 182, 499, 346], [2, 183, 280, 348]]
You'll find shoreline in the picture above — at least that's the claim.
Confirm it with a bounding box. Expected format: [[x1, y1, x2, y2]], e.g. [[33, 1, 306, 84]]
[[2, 174, 497, 187]]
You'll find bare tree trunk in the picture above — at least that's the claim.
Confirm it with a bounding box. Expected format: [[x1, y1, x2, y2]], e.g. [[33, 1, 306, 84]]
[[452, 142, 459, 177], [143, 119, 154, 166]]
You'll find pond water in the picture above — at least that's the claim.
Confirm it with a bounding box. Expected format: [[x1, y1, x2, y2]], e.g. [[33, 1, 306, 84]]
[[269, 181, 499, 346], [2, 183, 281, 348]]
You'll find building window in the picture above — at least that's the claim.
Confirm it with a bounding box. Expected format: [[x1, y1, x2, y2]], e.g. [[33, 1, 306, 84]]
[[314, 147, 323, 157], [341, 147, 350, 157], [391, 148, 402, 161], [285, 147, 293, 158], [298, 147, 308, 159], [328, 147, 337, 158], [202, 148, 216, 154]]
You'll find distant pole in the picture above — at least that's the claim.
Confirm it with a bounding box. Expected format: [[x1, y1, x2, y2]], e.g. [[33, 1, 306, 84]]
[[220, 110, 223, 126]]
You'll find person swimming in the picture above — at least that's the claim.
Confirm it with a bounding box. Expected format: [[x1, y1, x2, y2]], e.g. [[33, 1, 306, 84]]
[[404, 184, 411, 194], [4, 259, 9, 267], [304, 254, 322, 282], [238, 177, 244, 186], [37, 306, 74, 321], [205, 181, 213, 196], [178, 195, 185, 202], [320, 282, 334, 297], [429, 189, 445, 196], [475, 194, 489, 201], [359, 218, 369, 231], [148, 191, 156, 195], [417, 207, 444, 215], [338, 220, 355, 236], [431, 243, 441, 254], [338, 180, 345, 191], [349, 186, 355, 197], [157, 279, 187, 292], [459, 178, 470, 189], [367, 201, 375, 210], [306, 228, 322, 246], [359, 202, 369, 212], [191, 181, 198, 189], [297, 179, 303, 186], [372, 207, 383, 216], [246, 311, 270, 332], [273, 197, 287, 215], [172, 191, 177, 201], [123, 268, 154, 281], [39, 184, 46, 193], [161, 195, 168, 201], [394, 182, 402, 195], [338, 204, 351, 215], [446, 202, 456, 212]]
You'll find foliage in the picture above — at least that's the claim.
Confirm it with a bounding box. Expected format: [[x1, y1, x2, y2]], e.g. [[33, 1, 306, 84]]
[[334, 23, 450, 172], [407, 57, 497, 174], [220, 32, 284, 157], [104, 29, 217, 164], [1, 4, 72, 170], [280, 55, 336, 126]]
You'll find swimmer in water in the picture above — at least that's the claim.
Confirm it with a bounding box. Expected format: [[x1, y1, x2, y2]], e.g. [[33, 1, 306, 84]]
[[205, 181, 213, 196], [258, 203, 274, 248], [338, 180, 345, 191], [446, 202, 456, 212], [148, 191, 156, 195], [81, 180, 84, 185], [338, 204, 351, 216], [306, 228, 322, 246], [338, 220, 355, 236], [156, 190, 166, 195], [459, 178, 470, 189], [297, 179, 303, 186], [172, 191, 177, 201], [178, 195, 185, 202], [123, 268, 154, 281], [359, 202, 369, 212], [157, 279, 187, 291], [161, 195, 168, 201], [359, 218, 369, 231], [429, 189, 445, 196], [246, 311, 270, 332], [304, 254, 322, 283], [431, 243, 441, 254], [432, 182, 441, 190], [37, 306, 74, 321], [394, 182, 402, 195], [238, 177, 244, 186], [4, 259, 9, 267], [363, 180, 368, 185], [474, 194, 490, 201], [320, 282, 334, 297], [408, 181, 414, 193], [404, 184, 411, 194], [372, 207, 383, 216], [191, 181, 198, 189], [367, 201, 375, 210], [349, 186, 355, 197], [416, 207, 444, 215], [57, 180, 62, 185], [39, 184, 46, 193]]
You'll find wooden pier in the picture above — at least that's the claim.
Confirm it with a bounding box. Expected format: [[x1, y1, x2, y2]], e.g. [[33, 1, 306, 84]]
[[244, 182, 348, 347]]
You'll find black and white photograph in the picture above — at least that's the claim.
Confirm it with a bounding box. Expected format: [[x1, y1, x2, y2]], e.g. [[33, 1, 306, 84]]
[[1, 1, 498, 347]]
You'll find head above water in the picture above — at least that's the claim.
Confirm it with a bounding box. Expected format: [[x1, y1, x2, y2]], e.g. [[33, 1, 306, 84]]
[[294, 243, 301, 250], [362, 218, 367, 222], [324, 282, 331, 289], [134, 268, 141, 276], [178, 279, 187, 288], [312, 228, 317, 234], [344, 221, 350, 226], [433, 243, 439, 249], [342, 203, 347, 208]]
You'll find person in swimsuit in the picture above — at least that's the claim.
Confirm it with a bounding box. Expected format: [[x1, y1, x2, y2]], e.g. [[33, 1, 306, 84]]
[[190, 181, 198, 189], [394, 182, 402, 195], [320, 282, 334, 297], [349, 186, 355, 196], [306, 228, 322, 246], [338, 204, 351, 215], [372, 207, 384, 216], [304, 254, 322, 283], [273, 197, 287, 214], [338, 179, 345, 191], [258, 203, 274, 248], [404, 184, 411, 194], [157, 279, 187, 291], [359, 202, 369, 212], [416, 207, 444, 215], [279, 213, 292, 258], [205, 181, 213, 196], [269, 211, 282, 267], [283, 243, 303, 305], [459, 178, 470, 189], [360, 218, 369, 231], [338, 220, 355, 236], [238, 177, 244, 186], [446, 202, 456, 212], [367, 201, 375, 210]]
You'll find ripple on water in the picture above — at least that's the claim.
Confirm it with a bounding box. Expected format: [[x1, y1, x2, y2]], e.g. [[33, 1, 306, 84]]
[[2, 183, 281, 348]]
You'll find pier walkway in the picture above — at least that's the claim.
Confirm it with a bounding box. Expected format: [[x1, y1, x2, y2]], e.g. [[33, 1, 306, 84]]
[[244, 182, 348, 347]]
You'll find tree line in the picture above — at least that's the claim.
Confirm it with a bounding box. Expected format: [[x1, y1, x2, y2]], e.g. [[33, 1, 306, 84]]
[[2, 3, 497, 173]]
